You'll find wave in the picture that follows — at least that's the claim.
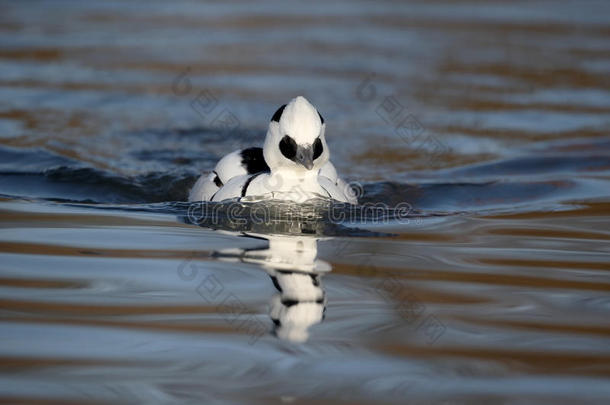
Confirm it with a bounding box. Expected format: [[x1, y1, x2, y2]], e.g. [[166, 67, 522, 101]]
[[1, 143, 609, 219]]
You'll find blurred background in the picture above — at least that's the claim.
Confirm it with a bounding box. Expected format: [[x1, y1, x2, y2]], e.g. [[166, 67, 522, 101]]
[[1, 1, 610, 404]]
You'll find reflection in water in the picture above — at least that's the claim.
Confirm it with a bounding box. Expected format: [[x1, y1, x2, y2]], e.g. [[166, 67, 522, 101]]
[[179, 198, 399, 342], [215, 233, 329, 343]]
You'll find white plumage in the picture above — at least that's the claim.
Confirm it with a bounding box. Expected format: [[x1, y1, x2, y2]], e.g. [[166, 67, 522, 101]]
[[189, 96, 357, 204]]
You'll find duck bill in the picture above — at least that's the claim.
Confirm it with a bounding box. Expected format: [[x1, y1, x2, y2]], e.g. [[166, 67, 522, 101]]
[[295, 145, 314, 170]]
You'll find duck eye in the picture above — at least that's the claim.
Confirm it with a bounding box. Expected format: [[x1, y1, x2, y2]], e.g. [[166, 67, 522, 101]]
[[313, 137, 323, 160], [279, 135, 297, 159]]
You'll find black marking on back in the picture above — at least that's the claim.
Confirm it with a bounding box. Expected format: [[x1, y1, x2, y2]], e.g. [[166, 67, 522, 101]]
[[320, 184, 332, 199], [318, 111, 324, 124], [271, 104, 287, 122], [241, 171, 265, 197], [210, 189, 219, 201], [212, 171, 223, 187], [240, 147, 269, 174]]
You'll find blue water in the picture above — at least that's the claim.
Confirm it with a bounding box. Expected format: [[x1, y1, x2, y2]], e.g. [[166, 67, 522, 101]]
[[1, 1, 610, 404]]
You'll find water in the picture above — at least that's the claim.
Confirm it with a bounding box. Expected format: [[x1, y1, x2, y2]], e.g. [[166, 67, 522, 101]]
[[1, 0, 610, 403]]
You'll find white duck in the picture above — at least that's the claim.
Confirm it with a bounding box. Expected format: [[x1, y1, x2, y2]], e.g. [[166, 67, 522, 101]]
[[188, 96, 356, 204]]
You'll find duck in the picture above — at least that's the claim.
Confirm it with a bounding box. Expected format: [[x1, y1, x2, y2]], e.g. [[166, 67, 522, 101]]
[[188, 96, 357, 204]]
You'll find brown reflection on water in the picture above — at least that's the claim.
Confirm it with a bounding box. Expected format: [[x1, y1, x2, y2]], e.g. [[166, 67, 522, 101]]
[[0, 241, 206, 260], [333, 261, 610, 292], [380, 344, 610, 377]]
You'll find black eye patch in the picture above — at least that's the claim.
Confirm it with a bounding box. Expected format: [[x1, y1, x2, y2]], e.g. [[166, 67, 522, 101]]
[[279, 135, 297, 159], [313, 137, 323, 160]]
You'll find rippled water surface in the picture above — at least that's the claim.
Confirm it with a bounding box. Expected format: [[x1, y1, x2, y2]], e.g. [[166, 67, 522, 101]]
[[1, 1, 610, 404]]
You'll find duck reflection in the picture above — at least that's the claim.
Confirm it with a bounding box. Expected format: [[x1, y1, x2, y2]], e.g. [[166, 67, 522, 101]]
[[214, 234, 328, 343], [182, 200, 383, 343]]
